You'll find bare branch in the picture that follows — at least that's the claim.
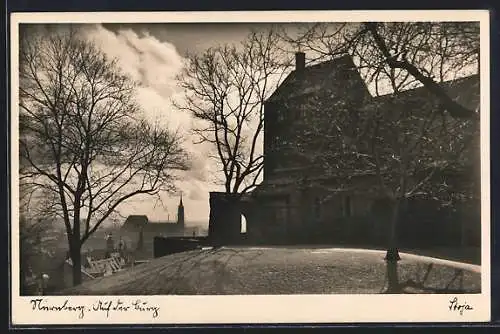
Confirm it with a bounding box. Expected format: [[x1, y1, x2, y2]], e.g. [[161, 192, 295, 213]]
[[176, 26, 291, 194], [19, 27, 190, 286]]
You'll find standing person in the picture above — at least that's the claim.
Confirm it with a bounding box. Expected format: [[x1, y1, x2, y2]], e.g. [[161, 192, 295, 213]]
[[118, 237, 127, 263], [36, 273, 50, 295], [118, 237, 125, 254], [36, 273, 44, 296]]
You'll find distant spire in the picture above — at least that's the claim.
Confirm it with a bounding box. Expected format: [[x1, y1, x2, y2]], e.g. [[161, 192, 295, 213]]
[[177, 192, 185, 226]]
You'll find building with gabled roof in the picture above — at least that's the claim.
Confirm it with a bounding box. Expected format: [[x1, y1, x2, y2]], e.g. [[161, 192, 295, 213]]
[[243, 52, 480, 247], [118, 196, 204, 260]]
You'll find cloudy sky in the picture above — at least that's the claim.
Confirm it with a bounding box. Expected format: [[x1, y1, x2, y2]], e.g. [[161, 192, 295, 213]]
[[16, 22, 430, 227], [19, 20, 480, 228], [67, 23, 300, 226]]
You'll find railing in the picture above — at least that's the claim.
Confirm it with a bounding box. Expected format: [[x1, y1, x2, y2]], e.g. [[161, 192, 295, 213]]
[[86, 253, 125, 275]]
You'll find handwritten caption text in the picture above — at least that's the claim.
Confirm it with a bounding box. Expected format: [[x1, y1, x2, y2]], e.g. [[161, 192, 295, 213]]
[[29, 298, 160, 319]]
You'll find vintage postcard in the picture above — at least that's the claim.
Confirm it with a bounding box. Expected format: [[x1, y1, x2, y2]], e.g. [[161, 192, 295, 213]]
[[10, 10, 490, 325]]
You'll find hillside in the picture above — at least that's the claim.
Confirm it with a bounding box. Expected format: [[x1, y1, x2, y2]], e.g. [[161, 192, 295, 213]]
[[60, 247, 481, 295]]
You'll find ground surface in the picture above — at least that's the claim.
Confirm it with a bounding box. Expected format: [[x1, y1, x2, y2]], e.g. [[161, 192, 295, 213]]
[[60, 247, 481, 295]]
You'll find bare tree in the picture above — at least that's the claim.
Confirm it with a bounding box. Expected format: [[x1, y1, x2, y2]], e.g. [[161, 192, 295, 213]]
[[281, 21, 480, 292], [288, 77, 478, 292], [285, 21, 480, 119], [19, 27, 189, 286], [175, 27, 291, 195]]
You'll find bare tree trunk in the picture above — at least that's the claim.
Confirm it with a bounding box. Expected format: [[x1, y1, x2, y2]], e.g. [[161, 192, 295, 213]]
[[385, 198, 402, 293], [70, 237, 82, 286], [385, 260, 400, 294]]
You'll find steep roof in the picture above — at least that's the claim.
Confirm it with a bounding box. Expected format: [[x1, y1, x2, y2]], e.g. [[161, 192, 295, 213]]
[[122, 215, 184, 235], [267, 54, 479, 116], [371, 74, 479, 113], [122, 215, 148, 231], [267, 54, 372, 103]]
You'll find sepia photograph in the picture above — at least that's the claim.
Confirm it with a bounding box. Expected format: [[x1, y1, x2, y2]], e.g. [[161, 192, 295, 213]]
[[10, 10, 490, 324]]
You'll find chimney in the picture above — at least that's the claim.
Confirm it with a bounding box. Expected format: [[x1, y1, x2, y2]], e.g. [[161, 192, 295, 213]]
[[295, 51, 305, 72]]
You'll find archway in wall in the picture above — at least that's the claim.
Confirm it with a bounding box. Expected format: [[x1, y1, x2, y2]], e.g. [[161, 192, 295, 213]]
[[208, 191, 260, 244]]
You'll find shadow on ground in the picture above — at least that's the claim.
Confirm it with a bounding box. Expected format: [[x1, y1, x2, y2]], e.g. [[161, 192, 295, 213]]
[[58, 247, 481, 296], [385, 262, 478, 294]]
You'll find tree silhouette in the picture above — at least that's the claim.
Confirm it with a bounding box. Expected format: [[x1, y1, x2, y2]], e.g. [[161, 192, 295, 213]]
[[176, 27, 291, 195], [19, 27, 189, 286], [281, 21, 480, 292]]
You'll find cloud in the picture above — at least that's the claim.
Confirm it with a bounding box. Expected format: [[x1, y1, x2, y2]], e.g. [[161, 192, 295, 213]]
[[80, 24, 221, 224], [82, 24, 190, 130], [82, 25, 183, 97], [187, 181, 206, 201]]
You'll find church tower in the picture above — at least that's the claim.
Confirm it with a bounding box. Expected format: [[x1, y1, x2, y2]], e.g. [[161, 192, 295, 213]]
[[177, 194, 185, 227]]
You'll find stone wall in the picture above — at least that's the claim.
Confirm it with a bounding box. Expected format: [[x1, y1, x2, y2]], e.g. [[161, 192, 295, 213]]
[[208, 192, 243, 245], [153, 237, 203, 258]]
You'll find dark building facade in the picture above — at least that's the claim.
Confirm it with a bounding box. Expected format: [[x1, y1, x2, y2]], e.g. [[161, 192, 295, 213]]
[[238, 52, 481, 248]]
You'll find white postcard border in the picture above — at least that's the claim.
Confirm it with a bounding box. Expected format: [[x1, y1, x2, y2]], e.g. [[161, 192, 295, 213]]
[[9, 10, 491, 325]]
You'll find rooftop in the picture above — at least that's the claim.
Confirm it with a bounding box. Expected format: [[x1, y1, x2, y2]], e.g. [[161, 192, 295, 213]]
[[267, 53, 479, 117]]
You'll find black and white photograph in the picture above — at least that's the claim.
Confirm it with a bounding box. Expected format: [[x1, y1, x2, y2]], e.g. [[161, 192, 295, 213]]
[[10, 10, 490, 324]]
